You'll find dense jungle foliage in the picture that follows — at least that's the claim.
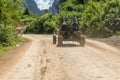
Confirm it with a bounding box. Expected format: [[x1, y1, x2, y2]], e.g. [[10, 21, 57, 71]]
[[25, 0, 120, 38], [0, 0, 24, 47]]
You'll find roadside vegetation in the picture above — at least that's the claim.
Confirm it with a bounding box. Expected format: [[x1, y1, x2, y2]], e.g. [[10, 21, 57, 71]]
[[0, 38, 27, 58], [0, 0, 29, 56], [25, 0, 120, 38], [0, 0, 23, 45]]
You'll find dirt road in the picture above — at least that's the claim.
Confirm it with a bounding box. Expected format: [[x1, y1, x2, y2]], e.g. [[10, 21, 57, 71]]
[[0, 34, 120, 80]]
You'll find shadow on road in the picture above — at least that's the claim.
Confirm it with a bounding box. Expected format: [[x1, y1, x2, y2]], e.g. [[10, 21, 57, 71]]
[[57, 44, 79, 47]]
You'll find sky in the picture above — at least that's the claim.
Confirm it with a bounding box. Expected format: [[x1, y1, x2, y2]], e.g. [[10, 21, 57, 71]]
[[34, 0, 54, 10]]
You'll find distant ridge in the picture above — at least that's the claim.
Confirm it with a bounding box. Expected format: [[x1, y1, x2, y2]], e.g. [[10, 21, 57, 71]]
[[25, 0, 59, 15]]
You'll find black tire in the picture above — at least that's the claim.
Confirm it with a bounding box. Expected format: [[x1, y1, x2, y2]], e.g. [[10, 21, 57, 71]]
[[53, 35, 56, 44], [58, 35, 63, 45], [80, 35, 85, 47]]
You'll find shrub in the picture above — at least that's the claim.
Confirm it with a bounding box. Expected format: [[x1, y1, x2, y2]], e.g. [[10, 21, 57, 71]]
[[0, 24, 18, 46], [115, 31, 120, 36], [25, 13, 58, 34]]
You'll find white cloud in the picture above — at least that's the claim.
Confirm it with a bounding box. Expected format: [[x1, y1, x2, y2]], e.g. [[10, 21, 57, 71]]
[[34, 0, 54, 10]]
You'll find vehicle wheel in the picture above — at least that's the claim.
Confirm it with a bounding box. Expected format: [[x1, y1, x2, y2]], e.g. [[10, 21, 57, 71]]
[[80, 35, 85, 47], [53, 35, 56, 44], [58, 35, 63, 46]]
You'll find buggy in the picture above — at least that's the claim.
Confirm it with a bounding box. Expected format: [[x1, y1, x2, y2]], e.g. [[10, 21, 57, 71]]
[[53, 16, 85, 47]]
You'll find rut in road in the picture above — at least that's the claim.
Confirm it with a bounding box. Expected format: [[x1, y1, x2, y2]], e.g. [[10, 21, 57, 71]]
[[0, 34, 120, 80], [34, 39, 68, 80]]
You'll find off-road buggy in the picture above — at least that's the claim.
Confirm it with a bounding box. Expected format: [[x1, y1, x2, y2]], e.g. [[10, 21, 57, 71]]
[[53, 16, 85, 47]]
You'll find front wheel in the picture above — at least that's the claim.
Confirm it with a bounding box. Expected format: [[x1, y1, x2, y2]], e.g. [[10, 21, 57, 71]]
[[80, 35, 85, 47]]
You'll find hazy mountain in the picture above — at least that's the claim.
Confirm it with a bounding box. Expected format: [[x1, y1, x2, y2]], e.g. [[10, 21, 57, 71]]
[[49, 0, 59, 14], [25, 0, 59, 15], [25, 0, 42, 14]]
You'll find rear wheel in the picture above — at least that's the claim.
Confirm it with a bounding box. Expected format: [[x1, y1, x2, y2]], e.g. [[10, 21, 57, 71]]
[[80, 35, 85, 47], [58, 35, 63, 46], [53, 35, 56, 44]]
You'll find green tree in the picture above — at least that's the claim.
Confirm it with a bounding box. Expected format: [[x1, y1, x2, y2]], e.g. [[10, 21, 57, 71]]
[[0, 0, 24, 46], [23, 8, 30, 15]]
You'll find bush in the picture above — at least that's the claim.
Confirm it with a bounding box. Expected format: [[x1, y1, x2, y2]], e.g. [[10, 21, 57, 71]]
[[0, 24, 18, 46], [115, 31, 120, 36], [81, 0, 120, 37], [43, 20, 57, 34], [25, 13, 58, 34]]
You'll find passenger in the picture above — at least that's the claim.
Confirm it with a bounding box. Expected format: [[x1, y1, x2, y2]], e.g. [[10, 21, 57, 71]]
[[72, 16, 79, 31], [61, 17, 67, 31]]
